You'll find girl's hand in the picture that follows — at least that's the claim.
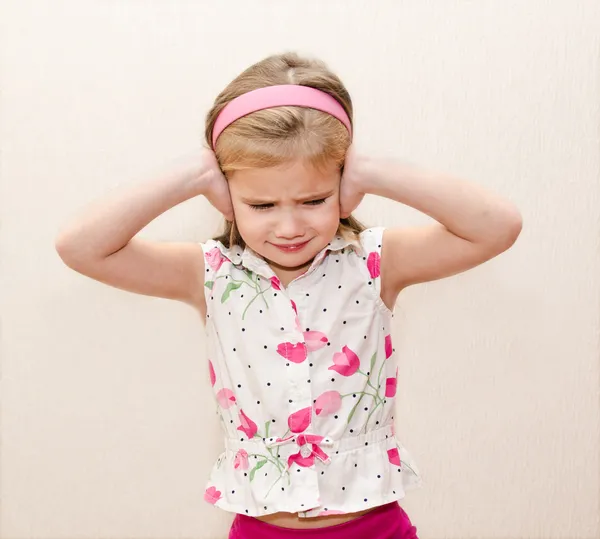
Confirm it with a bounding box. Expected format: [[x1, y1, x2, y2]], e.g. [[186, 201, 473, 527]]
[[200, 148, 235, 222], [339, 144, 366, 219]]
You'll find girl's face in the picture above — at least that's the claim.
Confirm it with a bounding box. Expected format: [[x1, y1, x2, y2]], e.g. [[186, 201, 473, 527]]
[[228, 158, 341, 277]]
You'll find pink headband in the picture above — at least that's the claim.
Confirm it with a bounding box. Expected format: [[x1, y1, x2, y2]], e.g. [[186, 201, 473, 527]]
[[211, 84, 352, 149]]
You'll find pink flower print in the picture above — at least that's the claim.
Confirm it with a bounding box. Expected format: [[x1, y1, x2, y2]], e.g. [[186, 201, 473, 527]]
[[287, 434, 330, 468], [270, 276, 281, 290], [387, 447, 401, 467], [205, 247, 227, 271], [328, 345, 360, 376], [208, 360, 216, 387], [385, 334, 393, 359], [216, 388, 236, 409], [385, 366, 399, 397], [289, 300, 302, 331], [367, 251, 381, 278], [304, 330, 328, 352], [276, 342, 308, 364], [294, 315, 302, 332], [288, 451, 315, 468], [237, 409, 258, 439], [313, 390, 342, 416], [391, 422, 396, 436], [233, 449, 249, 470], [204, 486, 222, 504], [288, 406, 312, 433], [385, 376, 397, 397]]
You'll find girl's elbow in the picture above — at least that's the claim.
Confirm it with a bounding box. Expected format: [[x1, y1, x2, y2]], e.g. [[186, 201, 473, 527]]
[[495, 209, 523, 250]]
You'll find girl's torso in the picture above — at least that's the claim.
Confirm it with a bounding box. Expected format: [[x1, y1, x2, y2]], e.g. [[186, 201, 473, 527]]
[[198, 250, 400, 529], [253, 505, 378, 529], [200, 227, 424, 521]]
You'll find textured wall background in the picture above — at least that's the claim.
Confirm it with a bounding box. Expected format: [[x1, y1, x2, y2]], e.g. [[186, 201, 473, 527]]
[[1, 1, 599, 538]]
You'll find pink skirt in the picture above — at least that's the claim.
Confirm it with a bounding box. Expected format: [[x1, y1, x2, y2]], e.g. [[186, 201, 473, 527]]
[[228, 502, 419, 539]]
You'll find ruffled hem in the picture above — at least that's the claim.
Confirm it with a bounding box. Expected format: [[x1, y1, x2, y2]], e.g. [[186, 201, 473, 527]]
[[203, 432, 423, 519], [206, 479, 423, 519]]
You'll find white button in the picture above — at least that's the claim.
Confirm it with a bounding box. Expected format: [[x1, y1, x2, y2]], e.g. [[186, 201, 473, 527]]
[[300, 444, 312, 458]]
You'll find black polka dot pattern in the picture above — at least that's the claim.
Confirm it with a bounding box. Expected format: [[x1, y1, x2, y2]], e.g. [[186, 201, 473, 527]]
[[199, 227, 421, 516]]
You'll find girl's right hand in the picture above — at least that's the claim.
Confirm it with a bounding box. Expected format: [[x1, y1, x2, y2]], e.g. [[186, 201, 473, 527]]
[[199, 148, 235, 222]]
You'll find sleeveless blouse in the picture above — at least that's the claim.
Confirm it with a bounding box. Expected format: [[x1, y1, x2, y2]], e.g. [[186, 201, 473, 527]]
[[200, 226, 422, 518]]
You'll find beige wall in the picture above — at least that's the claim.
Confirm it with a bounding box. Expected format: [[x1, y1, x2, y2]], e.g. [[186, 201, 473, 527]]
[[1, 1, 599, 538]]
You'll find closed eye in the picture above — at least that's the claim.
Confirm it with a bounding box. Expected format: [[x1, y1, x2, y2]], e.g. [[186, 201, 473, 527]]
[[249, 198, 328, 211], [305, 198, 327, 206], [249, 203, 271, 211]]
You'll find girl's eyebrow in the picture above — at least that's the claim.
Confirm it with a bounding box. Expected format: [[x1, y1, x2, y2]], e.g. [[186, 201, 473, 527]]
[[241, 190, 335, 204]]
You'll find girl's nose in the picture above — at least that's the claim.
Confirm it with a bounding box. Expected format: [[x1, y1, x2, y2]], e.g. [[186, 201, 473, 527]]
[[275, 212, 304, 239]]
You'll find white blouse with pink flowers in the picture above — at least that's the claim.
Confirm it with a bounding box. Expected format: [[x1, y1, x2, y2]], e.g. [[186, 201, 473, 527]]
[[200, 226, 422, 519]]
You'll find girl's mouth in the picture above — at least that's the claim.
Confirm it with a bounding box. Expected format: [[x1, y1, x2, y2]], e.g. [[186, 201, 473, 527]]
[[272, 240, 310, 252]]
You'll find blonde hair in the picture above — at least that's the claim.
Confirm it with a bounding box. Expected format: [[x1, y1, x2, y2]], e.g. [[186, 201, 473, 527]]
[[205, 52, 367, 249]]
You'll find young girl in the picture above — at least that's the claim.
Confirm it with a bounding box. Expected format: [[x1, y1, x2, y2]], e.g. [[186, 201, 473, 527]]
[[55, 52, 522, 539]]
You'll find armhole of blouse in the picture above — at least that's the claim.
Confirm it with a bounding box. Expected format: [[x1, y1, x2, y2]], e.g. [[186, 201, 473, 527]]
[[358, 226, 395, 317], [199, 240, 222, 325], [199, 240, 217, 287]]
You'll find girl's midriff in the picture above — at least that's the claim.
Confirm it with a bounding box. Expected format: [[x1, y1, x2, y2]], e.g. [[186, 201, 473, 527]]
[[254, 507, 378, 529]]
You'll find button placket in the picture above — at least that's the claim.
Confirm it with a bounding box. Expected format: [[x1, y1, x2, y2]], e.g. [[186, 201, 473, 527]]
[[285, 285, 310, 408]]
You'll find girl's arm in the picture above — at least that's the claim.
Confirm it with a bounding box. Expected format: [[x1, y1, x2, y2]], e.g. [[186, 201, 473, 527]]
[[55, 149, 233, 310], [346, 152, 522, 292]]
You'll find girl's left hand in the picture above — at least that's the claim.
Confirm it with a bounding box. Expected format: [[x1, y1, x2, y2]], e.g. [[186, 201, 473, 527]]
[[339, 144, 366, 219]]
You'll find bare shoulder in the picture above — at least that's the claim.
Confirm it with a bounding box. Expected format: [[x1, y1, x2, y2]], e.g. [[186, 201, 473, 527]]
[[57, 238, 208, 316], [380, 223, 520, 296]]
